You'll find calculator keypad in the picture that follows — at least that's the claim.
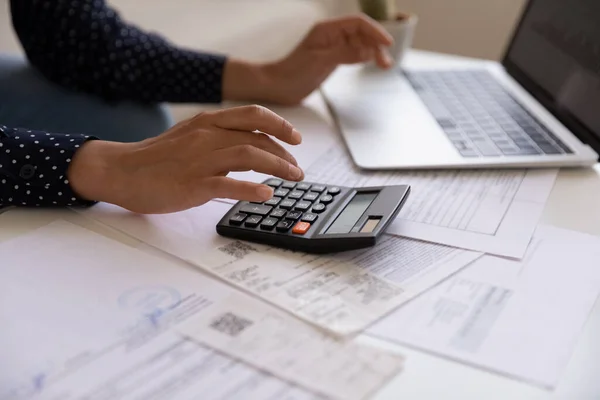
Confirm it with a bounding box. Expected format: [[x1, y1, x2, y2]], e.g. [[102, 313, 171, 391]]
[[240, 204, 272, 216], [265, 197, 281, 206], [303, 192, 319, 202], [270, 208, 287, 218], [301, 213, 318, 223], [311, 203, 326, 213], [320, 194, 333, 204], [230, 180, 344, 236], [229, 213, 247, 225], [245, 215, 262, 228], [274, 188, 290, 197], [279, 199, 296, 209], [260, 217, 278, 230], [286, 210, 303, 220], [276, 219, 295, 232], [294, 201, 311, 211]]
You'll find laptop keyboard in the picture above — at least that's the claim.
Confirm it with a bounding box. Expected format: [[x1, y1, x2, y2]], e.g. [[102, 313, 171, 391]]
[[405, 70, 572, 157]]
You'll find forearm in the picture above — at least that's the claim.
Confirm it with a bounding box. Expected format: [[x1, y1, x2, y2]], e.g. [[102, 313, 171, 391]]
[[223, 59, 276, 103], [10, 0, 225, 104]]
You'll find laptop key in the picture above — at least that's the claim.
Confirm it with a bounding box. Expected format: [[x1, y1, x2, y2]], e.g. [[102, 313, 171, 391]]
[[472, 140, 501, 156], [500, 147, 521, 155], [459, 148, 480, 157], [437, 118, 457, 129], [451, 139, 470, 150], [445, 130, 463, 140], [516, 146, 541, 155], [538, 144, 563, 154]]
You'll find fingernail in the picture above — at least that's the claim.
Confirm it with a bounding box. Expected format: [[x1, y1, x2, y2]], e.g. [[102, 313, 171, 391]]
[[289, 164, 303, 180], [256, 185, 273, 200], [291, 129, 302, 144]]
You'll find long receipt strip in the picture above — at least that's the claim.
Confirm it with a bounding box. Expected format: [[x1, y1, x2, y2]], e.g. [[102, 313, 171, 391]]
[[369, 225, 600, 389], [0, 221, 404, 400], [81, 201, 482, 336], [305, 144, 558, 258]]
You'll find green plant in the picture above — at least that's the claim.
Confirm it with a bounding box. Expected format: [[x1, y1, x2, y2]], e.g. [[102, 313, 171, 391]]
[[358, 0, 394, 21]]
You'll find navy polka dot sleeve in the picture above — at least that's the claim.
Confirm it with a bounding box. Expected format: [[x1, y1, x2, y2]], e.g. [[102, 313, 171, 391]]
[[0, 126, 97, 208], [10, 0, 226, 103]]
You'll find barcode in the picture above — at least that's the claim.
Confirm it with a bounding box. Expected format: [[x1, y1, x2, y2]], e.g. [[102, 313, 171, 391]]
[[210, 312, 253, 337], [218, 241, 257, 259]]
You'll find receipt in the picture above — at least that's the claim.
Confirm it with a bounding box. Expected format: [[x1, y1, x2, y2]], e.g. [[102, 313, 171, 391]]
[[201, 242, 410, 336], [178, 296, 405, 400]]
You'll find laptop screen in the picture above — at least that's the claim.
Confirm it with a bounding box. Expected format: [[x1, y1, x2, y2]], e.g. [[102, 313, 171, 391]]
[[503, 0, 600, 150]]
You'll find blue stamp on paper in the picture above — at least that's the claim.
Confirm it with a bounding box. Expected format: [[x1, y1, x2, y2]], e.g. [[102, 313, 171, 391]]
[[118, 285, 182, 327]]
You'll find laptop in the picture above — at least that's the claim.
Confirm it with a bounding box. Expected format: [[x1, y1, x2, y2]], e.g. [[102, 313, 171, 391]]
[[321, 0, 600, 169]]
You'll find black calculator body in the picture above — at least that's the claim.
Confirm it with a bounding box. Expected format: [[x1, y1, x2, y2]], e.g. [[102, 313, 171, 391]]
[[216, 178, 411, 253]]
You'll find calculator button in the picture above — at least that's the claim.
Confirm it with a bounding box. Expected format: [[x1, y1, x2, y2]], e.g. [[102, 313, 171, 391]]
[[260, 217, 278, 230], [311, 185, 326, 193], [320, 194, 333, 204], [296, 182, 311, 191], [288, 190, 305, 200], [292, 221, 311, 235], [240, 204, 273, 216], [244, 215, 262, 228], [303, 192, 319, 202], [276, 219, 295, 232], [270, 208, 287, 218], [274, 188, 290, 197], [294, 201, 311, 211], [286, 210, 303, 220], [281, 181, 296, 189], [279, 199, 296, 209], [327, 187, 341, 195], [266, 178, 283, 187], [301, 213, 318, 223], [312, 203, 326, 213], [229, 213, 247, 225], [264, 196, 281, 206]]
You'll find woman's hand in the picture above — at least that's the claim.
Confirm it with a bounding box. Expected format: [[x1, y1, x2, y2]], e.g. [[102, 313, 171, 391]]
[[67, 105, 304, 214], [223, 15, 393, 105]]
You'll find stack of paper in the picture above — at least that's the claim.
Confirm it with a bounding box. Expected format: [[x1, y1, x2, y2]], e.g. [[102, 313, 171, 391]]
[[1, 222, 403, 400], [81, 201, 482, 336], [76, 150, 600, 394], [4, 92, 600, 398]]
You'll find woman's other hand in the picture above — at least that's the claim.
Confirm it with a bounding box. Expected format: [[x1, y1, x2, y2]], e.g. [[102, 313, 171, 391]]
[[224, 15, 393, 105]]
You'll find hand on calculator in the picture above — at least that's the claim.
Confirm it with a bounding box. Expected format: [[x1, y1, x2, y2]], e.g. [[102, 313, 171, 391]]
[[69, 106, 304, 214]]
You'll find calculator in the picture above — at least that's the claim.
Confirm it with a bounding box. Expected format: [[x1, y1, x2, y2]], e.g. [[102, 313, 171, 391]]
[[216, 178, 411, 253]]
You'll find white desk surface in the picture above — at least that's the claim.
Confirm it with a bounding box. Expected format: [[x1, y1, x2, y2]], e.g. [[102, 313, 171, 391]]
[[1, 50, 599, 400]]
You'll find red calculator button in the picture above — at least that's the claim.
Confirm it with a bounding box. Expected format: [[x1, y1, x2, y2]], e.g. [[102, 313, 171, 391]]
[[292, 221, 311, 235]]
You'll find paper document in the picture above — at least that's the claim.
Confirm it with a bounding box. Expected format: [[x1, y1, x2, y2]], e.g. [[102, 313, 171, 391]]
[[81, 201, 481, 336], [178, 296, 404, 400], [34, 332, 323, 400], [305, 144, 558, 258], [369, 225, 600, 389], [1, 221, 403, 400]]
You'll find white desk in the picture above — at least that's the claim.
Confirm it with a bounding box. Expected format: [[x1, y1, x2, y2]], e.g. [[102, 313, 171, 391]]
[[2, 50, 600, 399]]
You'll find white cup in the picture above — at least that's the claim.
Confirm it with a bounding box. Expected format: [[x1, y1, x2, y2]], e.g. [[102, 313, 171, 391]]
[[379, 12, 418, 66]]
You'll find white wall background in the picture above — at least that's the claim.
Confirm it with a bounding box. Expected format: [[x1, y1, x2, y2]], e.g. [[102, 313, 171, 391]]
[[1, 0, 528, 60]]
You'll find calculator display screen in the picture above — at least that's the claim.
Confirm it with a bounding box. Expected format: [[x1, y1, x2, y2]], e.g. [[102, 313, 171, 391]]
[[326, 192, 378, 234]]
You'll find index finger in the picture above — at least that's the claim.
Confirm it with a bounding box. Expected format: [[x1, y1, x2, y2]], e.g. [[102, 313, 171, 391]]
[[201, 105, 302, 145], [336, 15, 393, 46]]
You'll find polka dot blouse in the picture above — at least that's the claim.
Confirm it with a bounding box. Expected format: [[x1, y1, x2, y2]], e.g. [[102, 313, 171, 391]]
[[2, 0, 227, 209]]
